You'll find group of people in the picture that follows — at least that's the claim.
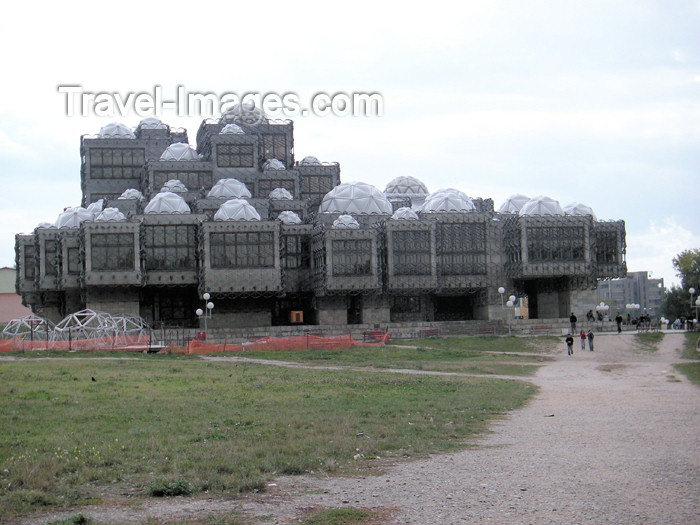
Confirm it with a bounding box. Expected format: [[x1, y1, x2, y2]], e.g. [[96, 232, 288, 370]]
[[672, 317, 695, 330], [565, 330, 594, 356]]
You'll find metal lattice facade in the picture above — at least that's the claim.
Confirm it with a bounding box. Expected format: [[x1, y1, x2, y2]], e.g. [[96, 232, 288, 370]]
[[15, 111, 627, 327]]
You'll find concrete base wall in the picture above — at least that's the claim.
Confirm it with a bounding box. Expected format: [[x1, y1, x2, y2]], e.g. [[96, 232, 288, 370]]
[[570, 289, 598, 319], [537, 291, 569, 319], [207, 310, 272, 329], [86, 289, 140, 317], [361, 295, 391, 326], [316, 296, 349, 326]]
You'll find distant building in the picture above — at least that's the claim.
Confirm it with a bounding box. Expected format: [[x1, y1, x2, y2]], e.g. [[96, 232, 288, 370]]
[[0, 267, 32, 323], [14, 109, 627, 328], [596, 271, 664, 317]]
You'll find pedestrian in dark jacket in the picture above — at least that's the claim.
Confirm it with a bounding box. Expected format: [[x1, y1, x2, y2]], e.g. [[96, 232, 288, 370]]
[[587, 330, 594, 351], [565, 333, 574, 356], [570, 312, 577, 333]]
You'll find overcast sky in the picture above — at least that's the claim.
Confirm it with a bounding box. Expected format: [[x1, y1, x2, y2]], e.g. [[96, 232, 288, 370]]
[[0, 0, 698, 287]]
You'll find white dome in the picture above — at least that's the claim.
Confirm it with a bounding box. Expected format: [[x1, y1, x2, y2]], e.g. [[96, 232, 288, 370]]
[[95, 208, 127, 222], [55, 207, 94, 228], [220, 102, 267, 125], [269, 188, 294, 200], [564, 202, 597, 221], [422, 188, 476, 213], [144, 192, 191, 214], [300, 156, 321, 166], [159, 143, 201, 161], [207, 178, 251, 199], [263, 158, 286, 171], [118, 188, 144, 200], [138, 117, 167, 129], [87, 199, 104, 217], [97, 122, 135, 139], [278, 210, 302, 224], [519, 196, 564, 216], [391, 207, 420, 220], [219, 123, 245, 134], [498, 194, 530, 214], [385, 176, 429, 197], [161, 179, 188, 193], [214, 198, 261, 221], [332, 214, 360, 229], [319, 181, 393, 215]]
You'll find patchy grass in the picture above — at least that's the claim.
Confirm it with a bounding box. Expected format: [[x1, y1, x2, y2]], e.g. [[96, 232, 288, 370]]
[[242, 336, 555, 376], [298, 507, 374, 524], [673, 362, 700, 386], [632, 332, 664, 352], [140, 512, 250, 524], [680, 331, 700, 360], [0, 355, 536, 519], [46, 514, 92, 525]]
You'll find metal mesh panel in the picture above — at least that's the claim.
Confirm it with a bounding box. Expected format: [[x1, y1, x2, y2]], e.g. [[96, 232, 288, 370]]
[[436, 222, 487, 275], [391, 230, 432, 276]]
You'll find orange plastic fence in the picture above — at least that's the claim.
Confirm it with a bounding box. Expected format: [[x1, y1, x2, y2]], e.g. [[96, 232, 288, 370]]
[[0, 333, 390, 355], [0, 334, 151, 353], [187, 332, 390, 355]]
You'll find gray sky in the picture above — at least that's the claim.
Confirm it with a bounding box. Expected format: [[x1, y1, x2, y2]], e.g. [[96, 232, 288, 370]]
[[1, 0, 698, 287]]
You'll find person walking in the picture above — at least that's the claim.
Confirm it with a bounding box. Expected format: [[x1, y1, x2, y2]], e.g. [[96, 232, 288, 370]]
[[570, 312, 577, 333], [615, 312, 623, 334], [587, 329, 594, 351], [565, 333, 574, 356], [579, 329, 586, 350]]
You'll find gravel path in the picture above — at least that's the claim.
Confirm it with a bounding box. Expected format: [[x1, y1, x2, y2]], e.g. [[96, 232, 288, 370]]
[[19, 332, 700, 524], [240, 332, 700, 524]]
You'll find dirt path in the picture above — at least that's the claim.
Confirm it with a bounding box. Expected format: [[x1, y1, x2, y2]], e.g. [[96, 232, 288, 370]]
[[20, 333, 700, 524]]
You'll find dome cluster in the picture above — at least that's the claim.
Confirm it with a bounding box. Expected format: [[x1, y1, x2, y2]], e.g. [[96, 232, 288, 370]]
[[498, 194, 597, 219]]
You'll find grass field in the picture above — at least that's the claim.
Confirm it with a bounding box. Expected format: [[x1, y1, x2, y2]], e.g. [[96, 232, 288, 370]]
[[0, 339, 539, 519], [674, 331, 700, 386]]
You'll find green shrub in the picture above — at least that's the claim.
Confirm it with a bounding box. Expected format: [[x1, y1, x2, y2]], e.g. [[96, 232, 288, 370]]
[[148, 479, 194, 497]]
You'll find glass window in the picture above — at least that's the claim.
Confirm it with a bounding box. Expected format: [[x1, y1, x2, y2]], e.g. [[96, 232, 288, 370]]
[[259, 178, 295, 197], [24, 244, 35, 279], [88, 148, 145, 179], [437, 223, 487, 275], [331, 239, 372, 276], [67, 247, 81, 275], [392, 231, 431, 275], [143, 225, 196, 270], [91, 233, 135, 270], [596, 231, 618, 264], [153, 171, 212, 191], [44, 240, 58, 276], [526, 226, 586, 263], [216, 144, 254, 168], [282, 235, 310, 269], [261, 135, 288, 165], [209, 231, 275, 268]]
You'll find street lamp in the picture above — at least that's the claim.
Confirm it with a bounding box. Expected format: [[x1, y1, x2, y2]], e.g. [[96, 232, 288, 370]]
[[626, 303, 641, 330], [498, 287, 506, 308], [195, 292, 214, 335], [505, 295, 516, 335], [596, 302, 609, 327]]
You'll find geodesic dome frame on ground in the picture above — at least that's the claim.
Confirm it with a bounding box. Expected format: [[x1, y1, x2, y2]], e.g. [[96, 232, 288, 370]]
[[1, 315, 54, 341]]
